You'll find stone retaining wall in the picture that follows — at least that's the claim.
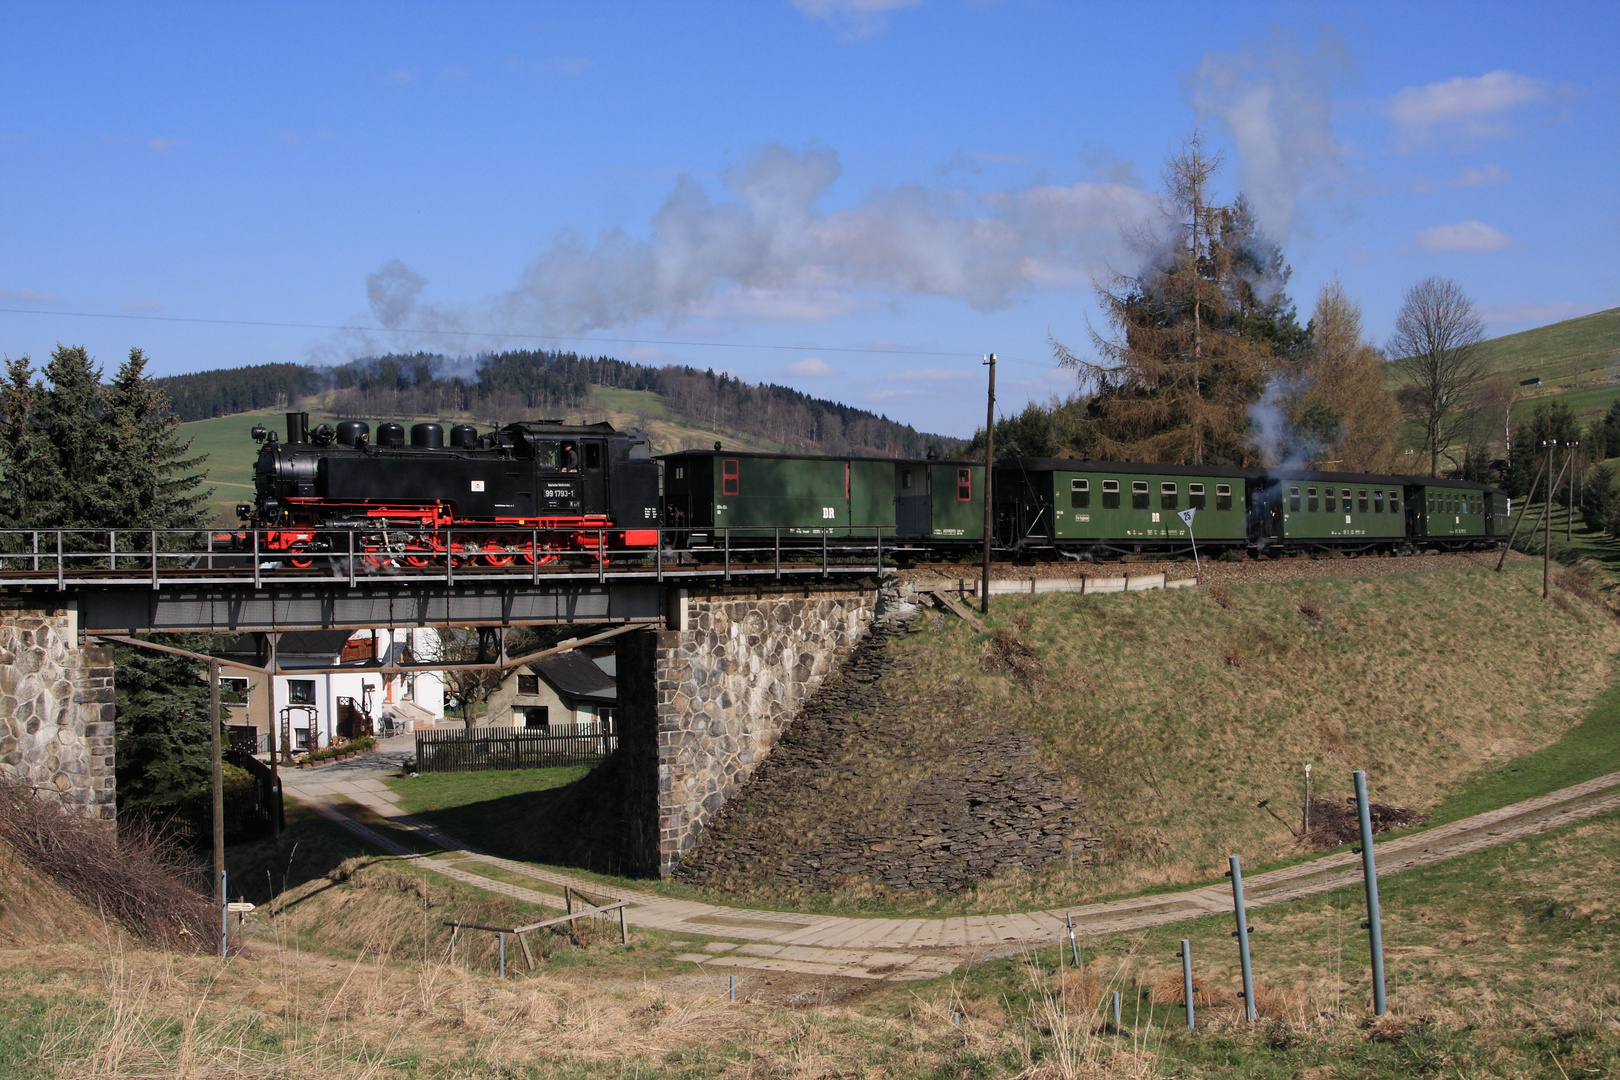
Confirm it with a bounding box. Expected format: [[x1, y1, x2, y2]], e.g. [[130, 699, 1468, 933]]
[[619, 587, 877, 876], [0, 603, 115, 823]]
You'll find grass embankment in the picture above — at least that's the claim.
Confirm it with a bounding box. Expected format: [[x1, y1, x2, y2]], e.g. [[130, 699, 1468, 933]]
[[7, 804, 1617, 1077], [667, 560, 1620, 916]]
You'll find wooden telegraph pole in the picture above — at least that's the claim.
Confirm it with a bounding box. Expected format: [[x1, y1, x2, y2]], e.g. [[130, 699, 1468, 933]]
[[208, 658, 226, 955], [1544, 439, 1554, 599], [981, 353, 996, 615]]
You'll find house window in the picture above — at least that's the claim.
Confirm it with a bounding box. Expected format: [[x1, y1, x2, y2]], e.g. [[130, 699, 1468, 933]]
[[1288, 486, 1301, 512], [1102, 480, 1120, 509], [1215, 484, 1232, 512], [1161, 482, 1178, 510], [219, 676, 248, 705], [1306, 487, 1318, 512], [957, 468, 972, 501], [1070, 478, 1089, 509], [598, 707, 614, 729], [523, 706, 549, 730], [1189, 483, 1205, 510], [722, 459, 740, 496], [1131, 481, 1149, 509], [517, 674, 539, 696], [287, 680, 315, 705]]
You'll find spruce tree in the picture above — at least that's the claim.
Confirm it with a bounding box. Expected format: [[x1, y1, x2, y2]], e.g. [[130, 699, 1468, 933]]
[[36, 345, 110, 528], [0, 356, 66, 528], [111, 637, 214, 813], [103, 348, 211, 530]]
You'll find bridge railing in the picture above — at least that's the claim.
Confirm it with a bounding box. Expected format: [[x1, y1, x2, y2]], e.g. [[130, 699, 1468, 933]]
[[0, 525, 895, 587], [414, 721, 617, 772]]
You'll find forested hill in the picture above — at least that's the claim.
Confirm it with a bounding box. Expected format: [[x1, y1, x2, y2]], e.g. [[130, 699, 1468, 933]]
[[153, 350, 958, 457]]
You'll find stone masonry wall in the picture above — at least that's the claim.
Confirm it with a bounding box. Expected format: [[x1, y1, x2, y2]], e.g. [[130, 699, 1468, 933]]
[[0, 604, 116, 823], [649, 588, 876, 876]]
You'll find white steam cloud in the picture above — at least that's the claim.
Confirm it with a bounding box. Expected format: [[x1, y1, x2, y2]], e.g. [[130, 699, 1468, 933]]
[[1187, 29, 1347, 241]]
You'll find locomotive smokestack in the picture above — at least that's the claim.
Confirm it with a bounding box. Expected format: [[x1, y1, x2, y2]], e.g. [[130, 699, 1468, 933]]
[[286, 411, 310, 444]]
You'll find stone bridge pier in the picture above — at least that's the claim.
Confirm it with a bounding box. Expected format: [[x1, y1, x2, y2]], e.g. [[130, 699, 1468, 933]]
[[615, 586, 878, 877], [0, 601, 116, 824]]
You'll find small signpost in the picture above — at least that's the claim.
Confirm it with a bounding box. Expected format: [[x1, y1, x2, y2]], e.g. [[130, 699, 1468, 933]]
[[1177, 507, 1200, 579]]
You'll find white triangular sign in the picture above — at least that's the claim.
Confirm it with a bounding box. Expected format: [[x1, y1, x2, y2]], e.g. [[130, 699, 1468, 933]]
[[1177, 507, 1197, 529]]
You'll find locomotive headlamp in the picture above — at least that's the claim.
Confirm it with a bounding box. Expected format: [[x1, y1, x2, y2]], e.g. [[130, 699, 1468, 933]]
[[251, 425, 268, 442], [235, 503, 252, 520]]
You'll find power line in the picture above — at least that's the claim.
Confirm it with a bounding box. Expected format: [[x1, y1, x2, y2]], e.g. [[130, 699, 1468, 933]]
[[0, 305, 1058, 366]]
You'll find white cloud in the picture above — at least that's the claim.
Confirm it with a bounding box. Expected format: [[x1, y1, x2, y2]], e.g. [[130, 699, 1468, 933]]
[[1411, 220, 1517, 253], [1477, 301, 1607, 326], [147, 137, 183, 153], [486, 143, 1153, 334], [0, 287, 53, 304], [698, 287, 869, 322], [781, 357, 835, 378], [793, 0, 922, 38], [122, 300, 161, 311], [889, 367, 973, 382], [1389, 70, 1555, 147], [1188, 29, 1347, 240]]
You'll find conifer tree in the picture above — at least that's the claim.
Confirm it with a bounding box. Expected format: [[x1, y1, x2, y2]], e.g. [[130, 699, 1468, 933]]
[[103, 348, 211, 530], [0, 356, 66, 528], [36, 345, 110, 527]]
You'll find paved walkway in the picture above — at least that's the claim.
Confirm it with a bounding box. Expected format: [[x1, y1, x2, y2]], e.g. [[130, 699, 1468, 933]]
[[279, 742, 1620, 980]]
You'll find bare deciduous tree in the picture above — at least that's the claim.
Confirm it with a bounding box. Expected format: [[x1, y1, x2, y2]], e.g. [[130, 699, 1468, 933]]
[[1389, 276, 1488, 477], [1295, 279, 1403, 472]]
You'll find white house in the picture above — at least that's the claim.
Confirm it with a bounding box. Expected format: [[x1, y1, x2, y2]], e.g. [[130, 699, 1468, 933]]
[[219, 628, 445, 752], [484, 644, 616, 730]]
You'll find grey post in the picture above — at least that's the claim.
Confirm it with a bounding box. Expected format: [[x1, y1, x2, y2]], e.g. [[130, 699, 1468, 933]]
[[498, 932, 506, 979], [1066, 910, 1080, 967], [1112, 990, 1122, 1029], [729, 974, 736, 1001], [1179, 939, 1194, 1029], [1354, 769, 1388, 1015], [1229, 855, 1255, 1021]]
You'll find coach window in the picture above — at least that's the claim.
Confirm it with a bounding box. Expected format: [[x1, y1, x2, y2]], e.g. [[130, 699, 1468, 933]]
[[1306, 487, 1318, 512], [1071, 478, 1089, 508], [1189, 483, 1206, 510], [957, 468, 972, 501], [1103, 480, 1121, 509], [1288, 486, 1301, 512], [1215, 484, 1232, 512], [1161, 482, 1178, 510], [1427, 492, 1435, 513], [1373, 490, 1384, 513], [722, 459, 741, 496], [1132, 481, 1150, 509], [1358, 490, 1368, 513], [1390, 491, 1400, 514]]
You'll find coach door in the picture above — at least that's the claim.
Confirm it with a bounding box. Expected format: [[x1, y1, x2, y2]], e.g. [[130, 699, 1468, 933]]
[[895, 463, 930, 537], [579, 440, 608, 516]]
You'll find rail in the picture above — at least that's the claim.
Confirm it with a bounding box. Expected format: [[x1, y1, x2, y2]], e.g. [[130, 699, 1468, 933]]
[[0, 526, 893, 589]]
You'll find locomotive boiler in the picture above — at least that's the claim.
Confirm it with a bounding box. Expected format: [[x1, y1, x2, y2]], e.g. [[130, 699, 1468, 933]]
[[244, 412, 660, 566]]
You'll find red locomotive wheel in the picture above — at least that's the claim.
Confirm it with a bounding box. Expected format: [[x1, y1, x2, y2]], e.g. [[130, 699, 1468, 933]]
[[483, 535, 516, 566], [403, 551, 432, 568], [289, 556, 314, 569]]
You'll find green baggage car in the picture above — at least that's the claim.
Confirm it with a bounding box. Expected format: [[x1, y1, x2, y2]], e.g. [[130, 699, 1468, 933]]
[[659, 450, 896, 546]]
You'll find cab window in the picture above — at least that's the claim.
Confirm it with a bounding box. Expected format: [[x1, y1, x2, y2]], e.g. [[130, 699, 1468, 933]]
[[1132, 481, 1149, 510], [1307, 487, 1318, 512], [1288, 486, 1301, 513], [1161, 482, 1178, 510], [1070, 478, 1089, 509], [1215, 484, 1232, 512], [584, 443, 602, 469], [1102, 480, 1120, 509], [1189, 483, 1206, 510]]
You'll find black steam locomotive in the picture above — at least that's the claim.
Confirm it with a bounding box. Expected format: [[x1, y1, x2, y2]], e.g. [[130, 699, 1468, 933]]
[[244, 412, 660, 566]]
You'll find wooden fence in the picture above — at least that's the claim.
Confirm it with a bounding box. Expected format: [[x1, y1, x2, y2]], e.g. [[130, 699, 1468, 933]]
[[414, 722, 616, 773]]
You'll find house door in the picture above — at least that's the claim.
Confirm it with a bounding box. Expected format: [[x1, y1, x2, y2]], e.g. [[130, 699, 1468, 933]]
[[895, 464, 930, 536]]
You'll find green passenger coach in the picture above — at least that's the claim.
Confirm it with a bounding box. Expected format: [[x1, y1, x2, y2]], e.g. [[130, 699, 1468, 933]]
[[997, 459, 1250, 558], [1256, 470, 1409, 554], [660, 450, 897, 543], [1407, 479, 1509, 549]]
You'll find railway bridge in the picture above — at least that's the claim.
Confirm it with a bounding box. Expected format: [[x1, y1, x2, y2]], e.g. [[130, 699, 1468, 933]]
[[0, 526, 891, 874]]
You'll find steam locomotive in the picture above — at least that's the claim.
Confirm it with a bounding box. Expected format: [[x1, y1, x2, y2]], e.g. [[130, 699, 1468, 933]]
[[243, 412, 660, 566]]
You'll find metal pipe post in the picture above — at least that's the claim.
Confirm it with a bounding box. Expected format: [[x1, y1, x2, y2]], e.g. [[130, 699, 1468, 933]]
[[498, 932, 506, 979], [1179, 939, 1194, 1029], [980, 352, 995, 615], [729, 975, 736, 1001], [1353, 769, 1388, 1015], [1229, 856, 1255, 1021], [1112, 990, 1122, 1029], [1066, 910, 1079, 967]]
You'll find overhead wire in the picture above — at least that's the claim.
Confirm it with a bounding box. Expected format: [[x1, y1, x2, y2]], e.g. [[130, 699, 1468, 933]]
[[0, 304, 1057, 368]]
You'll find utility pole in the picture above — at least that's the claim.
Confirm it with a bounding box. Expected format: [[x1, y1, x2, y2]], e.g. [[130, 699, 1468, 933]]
[[1569, 441, 1578, 541], [208, 658, 226, 950], [980, 352, 996, 615], [1544, 440, 1554, 599]]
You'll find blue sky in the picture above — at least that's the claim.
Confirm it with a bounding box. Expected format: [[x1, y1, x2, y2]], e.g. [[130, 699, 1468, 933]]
[[1, 1, 1615, 438]]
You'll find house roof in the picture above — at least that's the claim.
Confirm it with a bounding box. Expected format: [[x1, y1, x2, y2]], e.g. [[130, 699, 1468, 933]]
[[527, 651, 617, 703], [218, 630, 363, 665]]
